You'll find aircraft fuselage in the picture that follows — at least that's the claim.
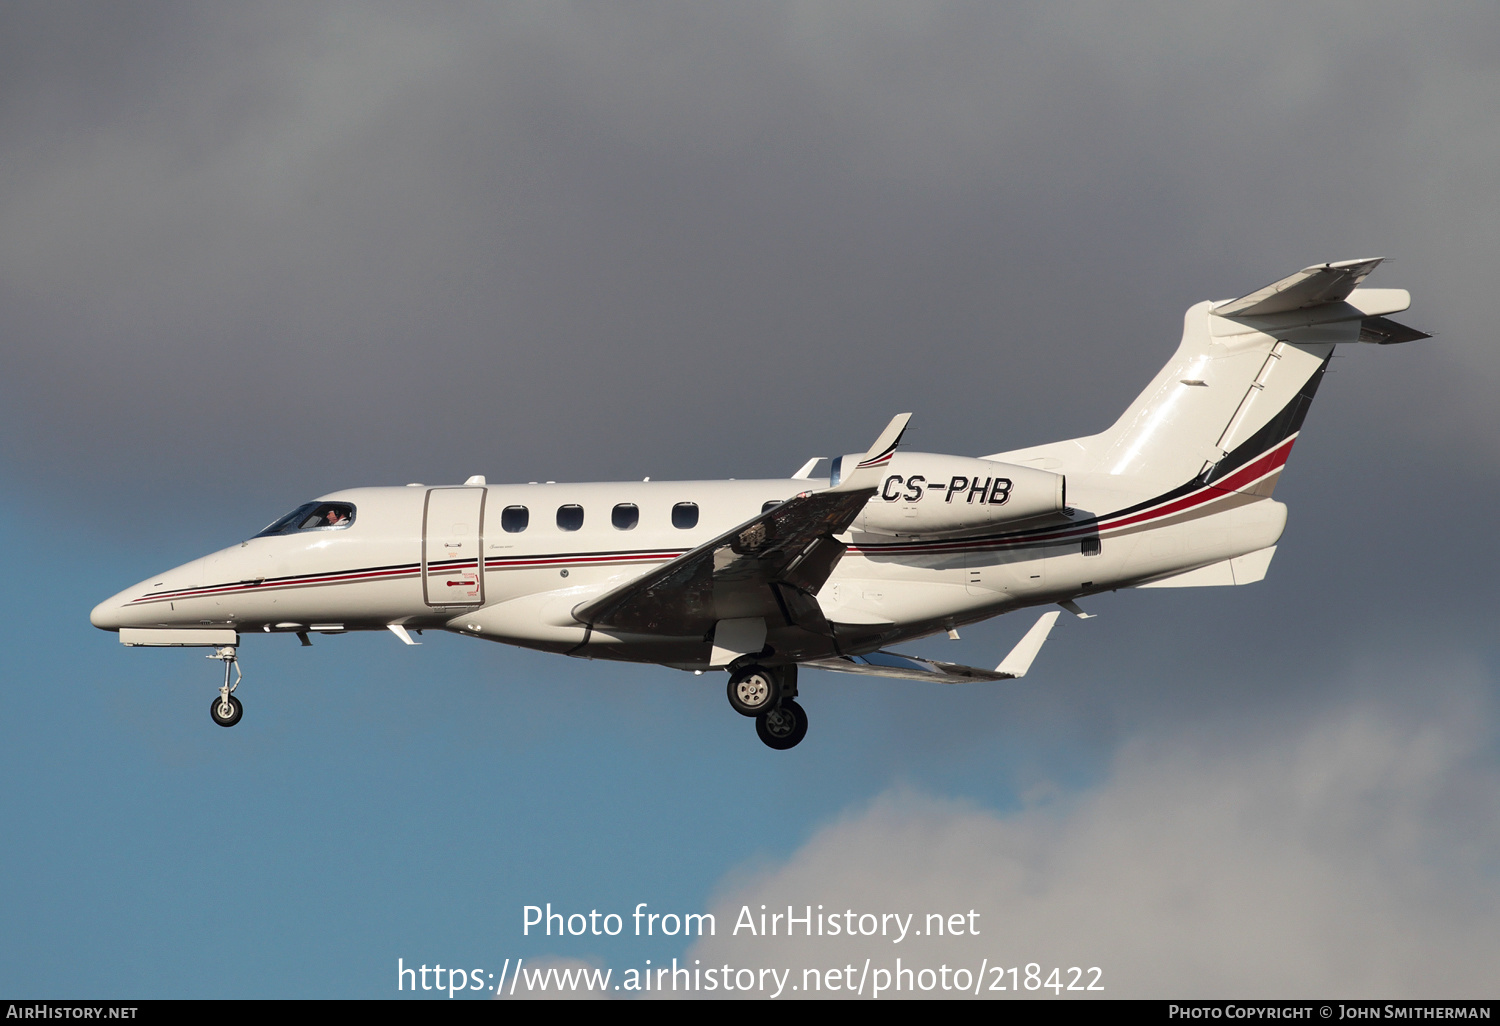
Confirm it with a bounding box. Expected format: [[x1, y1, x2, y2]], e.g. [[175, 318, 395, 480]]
[[91, 470, 1286, 668]]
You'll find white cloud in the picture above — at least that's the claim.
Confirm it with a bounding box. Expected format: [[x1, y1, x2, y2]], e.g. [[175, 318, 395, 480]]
[[688, 667, 1500, 998]]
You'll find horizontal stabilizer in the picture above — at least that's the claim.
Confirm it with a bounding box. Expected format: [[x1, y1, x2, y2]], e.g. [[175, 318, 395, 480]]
[[805, 610, 1060, 682], [1358, 315, 1431, 345], [1214, 258, 1383, 317]]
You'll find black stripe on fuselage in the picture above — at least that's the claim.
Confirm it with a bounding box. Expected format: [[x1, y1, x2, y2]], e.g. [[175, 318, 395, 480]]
[[1201, 353, 1328, 488]]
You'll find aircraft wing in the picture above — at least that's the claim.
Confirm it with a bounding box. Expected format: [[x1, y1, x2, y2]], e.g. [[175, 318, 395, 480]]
[[804, 611, 1061, 682], [573, 415, 911, 636]]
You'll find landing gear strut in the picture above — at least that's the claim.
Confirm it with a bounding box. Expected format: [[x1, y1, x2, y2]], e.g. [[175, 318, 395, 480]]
[[208, 646, 243, 727]]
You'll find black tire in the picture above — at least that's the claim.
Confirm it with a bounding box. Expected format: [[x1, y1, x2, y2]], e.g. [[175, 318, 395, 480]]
[[726, 665, 780, 717], [210, 694, 243, 728], [756, 699, 808, 750]]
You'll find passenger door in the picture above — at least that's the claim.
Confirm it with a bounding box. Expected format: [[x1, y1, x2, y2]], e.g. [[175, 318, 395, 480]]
[[423, 487, 486, 608]]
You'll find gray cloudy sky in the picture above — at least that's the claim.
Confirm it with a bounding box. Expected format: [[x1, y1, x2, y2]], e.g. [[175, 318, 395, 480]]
[[5, 2, 1500, 514], [3, 1, 1499, 998]]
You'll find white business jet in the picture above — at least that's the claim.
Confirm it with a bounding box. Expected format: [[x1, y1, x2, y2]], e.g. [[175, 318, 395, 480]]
[[92, 259, 1425, 748]]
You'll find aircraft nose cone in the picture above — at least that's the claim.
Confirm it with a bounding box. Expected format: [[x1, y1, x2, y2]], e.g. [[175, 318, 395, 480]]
[[90, 597, 123, 631]]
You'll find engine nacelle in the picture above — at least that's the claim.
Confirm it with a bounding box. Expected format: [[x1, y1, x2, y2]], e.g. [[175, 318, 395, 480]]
[[831, 451, 1066, 538]]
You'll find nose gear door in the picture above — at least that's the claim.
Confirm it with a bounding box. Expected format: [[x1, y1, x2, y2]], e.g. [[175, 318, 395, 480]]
[[423, 487, 486, 608]]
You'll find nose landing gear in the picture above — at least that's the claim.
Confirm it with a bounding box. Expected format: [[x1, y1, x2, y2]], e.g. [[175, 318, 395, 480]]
[[208, 646, 243, 727]]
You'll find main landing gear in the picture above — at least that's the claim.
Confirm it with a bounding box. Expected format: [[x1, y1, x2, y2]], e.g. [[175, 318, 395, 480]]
[[208, 646, 243, 727], [727, 663, 808, 750], [755, 699, 807, 750]]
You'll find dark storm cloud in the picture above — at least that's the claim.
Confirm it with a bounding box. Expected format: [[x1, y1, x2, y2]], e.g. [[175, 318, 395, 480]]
[[5, 1, 1498, 513]]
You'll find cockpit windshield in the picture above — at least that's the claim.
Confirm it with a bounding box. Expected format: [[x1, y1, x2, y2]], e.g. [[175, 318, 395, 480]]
[[254, 502, 356, 538]]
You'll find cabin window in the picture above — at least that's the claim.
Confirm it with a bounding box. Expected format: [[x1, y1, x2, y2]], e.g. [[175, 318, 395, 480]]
[[254, 501, 355, 537], [557, 504, 585, 531], [762, 500, 782, 513], [501, 505, 529, 533], [672, 502, 699, 529], [612, 503, 639, 530], [1081, 537, 1101, 556]]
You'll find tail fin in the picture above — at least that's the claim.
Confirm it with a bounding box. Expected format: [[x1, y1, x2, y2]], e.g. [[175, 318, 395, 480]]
[[996, 259, 1422, 498]]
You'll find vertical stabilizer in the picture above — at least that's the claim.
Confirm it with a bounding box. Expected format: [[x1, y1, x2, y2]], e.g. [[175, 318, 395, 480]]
[[1087, 301, 1338, 496], [991, 260, 1415, 500]]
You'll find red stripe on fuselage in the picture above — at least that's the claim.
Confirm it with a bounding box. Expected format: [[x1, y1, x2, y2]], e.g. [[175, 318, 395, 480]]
[[131, 562, 433, 604]]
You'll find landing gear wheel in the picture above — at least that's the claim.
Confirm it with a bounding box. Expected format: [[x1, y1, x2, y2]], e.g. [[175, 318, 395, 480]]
[[210, 694, 243, 728], [726, 665, 780, 717], [756, 699, 808, 750]]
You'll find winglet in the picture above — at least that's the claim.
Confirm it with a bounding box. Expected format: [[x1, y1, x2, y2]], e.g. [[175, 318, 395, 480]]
[[994, 611, 1061, 678], [828, 413, 912, 492]]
